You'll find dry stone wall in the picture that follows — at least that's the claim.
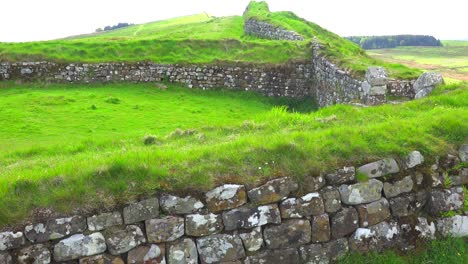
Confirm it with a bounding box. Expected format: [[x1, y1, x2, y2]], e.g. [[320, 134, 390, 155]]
[[244, 19, 304, 41], [1, 145, 467, 263]]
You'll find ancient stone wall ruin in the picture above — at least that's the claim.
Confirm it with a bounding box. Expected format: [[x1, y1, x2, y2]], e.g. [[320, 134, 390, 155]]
[[244, 19, 305, 41], [1, 145, 467, 263]]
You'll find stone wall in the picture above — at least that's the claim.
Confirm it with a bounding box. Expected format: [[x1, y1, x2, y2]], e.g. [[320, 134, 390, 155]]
[[387, 80, 415, 99], [244, 19, 304, 41], [1, 145, 467, 263]]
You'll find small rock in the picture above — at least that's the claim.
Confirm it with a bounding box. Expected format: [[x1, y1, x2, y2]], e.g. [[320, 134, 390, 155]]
[[0, 231, 25, 251], [383, 176, 413, 198], [123, 197, 159, 224], [449, 169, 468, 186], [53, 233, 107, 262], [356, 198, 391, 227], [299, 243, 328, 264], [244, 248, 300, 264], [104, 225, 146, 255], [24, 216, 86, 243], [320, 186, 342, 213], [459, 144, 468, 162], [185, 213, 223, 237], [205, 184, 247, 212], [247, 177, 298, 205], [405, 151, 424, 169], [222, 204, 281, 231], [279, 193, 324, 218], [389, 192, 428, 217], [331, 207, 359, 239], [146, 216, 185, 243], [87, 211, 123, 232], [357, 158, 399, 178], [322, 238, 349, 261], [339, 179, 383, 205], [167, 238, 198, 264], [311, 214, 331, 242], [303, 174, 326, 192], [196, 234, 245, 263], [325, 166, 355, 185], [18, 244, 51, 264], [79, 254, 124, 264], [239, 227, 263, 252], [160, 194, 204, 215], [414, 217, 436, 239], [0, 252, 12, 264], [427, 187, 464, 216], [263, 219, 311, 249], [127, 244, 165, 264], [437, 215, 468, 237], [349, 221, 400, 252]]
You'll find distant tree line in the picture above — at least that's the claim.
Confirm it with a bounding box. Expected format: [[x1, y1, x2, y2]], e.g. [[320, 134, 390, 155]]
[[346, 35, 442, 49], [95, 22, 134, 33]]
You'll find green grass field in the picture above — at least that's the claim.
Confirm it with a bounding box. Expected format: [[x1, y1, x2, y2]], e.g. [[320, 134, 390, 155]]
[[0, 81, 466, 226]]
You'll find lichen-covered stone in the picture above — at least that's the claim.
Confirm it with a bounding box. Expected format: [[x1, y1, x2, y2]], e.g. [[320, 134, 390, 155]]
[[196, 234, 245, 263], [366, 67, 388, 86], [87, 211, 123, 232], [0, 231, 25, 251], [238, 227, 263, 252], [299, 243, 328, 264], [320, 186, 342, 213], [160, 194, 204, 215], [123, 197, 159, 224], [459, 144, 468, 162], [53, 233, 107, 262], [322, 238, 349, 261], [389, 192, 428, 217], [303, 174, 326, 192], [326, 166, 355, 185], [263, 219, 311, 249], [0, 252, 12, 264], [437, 215, 468, 237], [167, 238, 198, 264], [312, 214, 331, 242], [449, 168, 468, 186], [185, 213, 223, 237], [127, 244, 165, 264], [331, 207, 359, 239], [279, 193, 324, 218], [427, 187, 464, 216], [383, 176, 413, 198], [339, 179, 383, 205], [18, 244, 51, 264], [413, 72, 444, 99], [104, 225, 146, 255], [357, 158, 399, 178], [24, 216, 86, 243], [349, 221, 400, 252], [247, 177, 298, 205], [205, 184, 247, 212], [414, 217, 436, 239], [146, 216, 184, 243], [244, 248, 300, 264], [356, 198, 391, 227], [79, 254, 124, 264], [222, 204, 281, 231], [405, 151, 424, 169]]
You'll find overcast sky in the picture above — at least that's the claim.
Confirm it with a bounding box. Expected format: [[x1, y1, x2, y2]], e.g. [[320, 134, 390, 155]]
[[1, 0, 466, 42]]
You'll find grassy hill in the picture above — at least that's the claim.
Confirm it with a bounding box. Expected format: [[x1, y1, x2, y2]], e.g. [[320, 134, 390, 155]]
[[0, 1, 420, 79]]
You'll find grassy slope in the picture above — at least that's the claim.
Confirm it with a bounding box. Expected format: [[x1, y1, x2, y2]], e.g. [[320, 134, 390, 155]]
[[0, 81, 466, 225], [0, 1, 420, 79]]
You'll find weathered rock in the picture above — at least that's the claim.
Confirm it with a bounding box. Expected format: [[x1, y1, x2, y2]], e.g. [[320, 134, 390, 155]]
[[146, 216, 184, 243], [87, 211, 123, 232], [123, 197, 159, 224], [104, 225, 146, 255], [205, 184, 247, 212], [53, 233, 107, 262], [369, 85, 387, 96], [185, 213, 223, 237], [312, 214, 331, 242], [322, 238, 349, 261], [79, 254, 124, 264], [127, 244, 165, 264], [427, 187, 464, 216], [24, 216, 86, 243], [160, 194, 204, 215], [356, 198, 391, 227], [244, 248, 300, 264], [303, 174, 326, 192], [320, 186, 342, 213], [222, 204, 281, 231], [383, 176, 413, 198], [459, 144, 468, 162], [18, 244, 51, 264], [349, 221, 400, 252], [238, 227, 263, 252], [357, 158, 399, 178], [247, 177, 298, 205], [366, 67, 388, 86], [0, 231, 25, 251], [339, 179, 383, 205], [167, 238, 198, 264], [196, 234, 245, 263], [450, 168, 468, 186], [0, 252, 12, 264], [414, 217, 436, 239], [437, 215, 468, 237], [326, 166, 355, 185], [299, 243, 328, 264], [280, 193, 324, 218], [389, 192, 428, 217], [263, 219, 311, 249], [331, 207, 359, 239], [414, 72, 444, 99], [405, 151, 424, 169]]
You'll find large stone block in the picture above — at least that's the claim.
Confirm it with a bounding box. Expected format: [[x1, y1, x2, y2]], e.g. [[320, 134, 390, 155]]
[[17, 244, 51, 264], [279, 193, 324, 218], [222, 204, 281, 231], [244, 248, 300, 264], [53, 233, 107, 262], [357, 158, 399, 178], [427, 187, 464, 216], [299, 244, 328, 264], [303, 174, 326, 192], [87, 211, 123, 232], [160, 194, 204, 215], [123, 197, 159, 224], [414, 217, 436, 239], [146, 216, 185, 243], [389, 192, 428, 217], [127, 244, 165, 264], [356, 198, 391, 227], [196, 234, 245, 263], [263, 219, 312, 249], [320, 186, 342, 213], [325, 166, 355, 185], [383, 176, 413, 198], [437, 215, 468, 237], [413, 72, 444, 99], [331, 207, 359, 239], [239, 227, 263, 252], [405, 151, 424, 169], [311, 214, 331, 242], [365, 67, 388, 86], [185, 213, 223, 237], [339, 179, 383, 205], [79, 254, 124, 264], [0, 231, 25, 251], [104, 225, 146, 255], [247, 177, 298, 205], [24, 216, 86, 243], [322, 238, 349, 261], [349, 221, 400, 252], [167, 238, 198, 264], [205, 184, 247, 212]]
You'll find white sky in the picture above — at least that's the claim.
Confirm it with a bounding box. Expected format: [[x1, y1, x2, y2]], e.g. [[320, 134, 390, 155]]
[[0, 0, 466, 42]]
